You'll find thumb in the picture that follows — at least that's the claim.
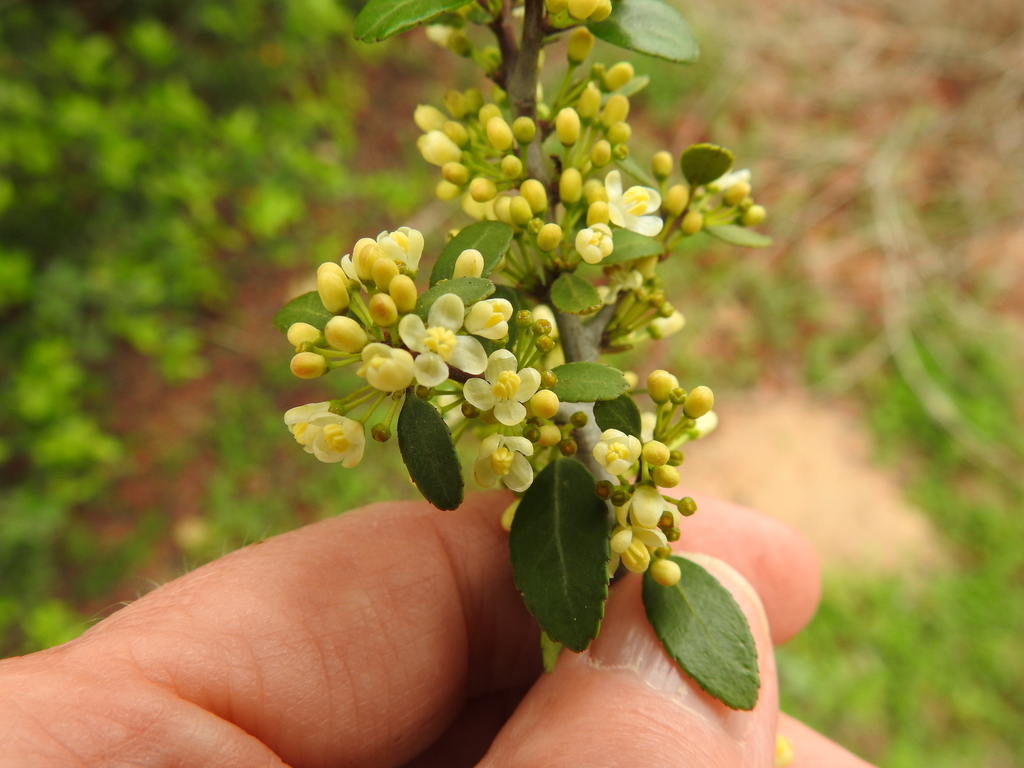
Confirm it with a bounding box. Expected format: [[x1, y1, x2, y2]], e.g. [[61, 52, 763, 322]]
[[478, 553, 778, 767]]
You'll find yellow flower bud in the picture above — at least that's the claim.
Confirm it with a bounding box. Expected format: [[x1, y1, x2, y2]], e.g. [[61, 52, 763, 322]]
[[555, 107, 581, 146], [545, 0, 568, 13], [464, 88, 484, 114], [601, 94, 630, 126], [414, 104, 447, 132], [418, 130, 462, 166], [352, 239, 380, 282], [603, 62, 635, 91], [652, 464, 679, 488], [453, 248, 485, 278], [587, 200, 610, 226], [647, 369, 677, 404], [650, 557, 681, 587], [567, 0, 599, 19], [316, 263, 350, 314], [590, 139, 612, 167], [607, 121, 631, 145], [637, 255, 658, 279], [290, 351, 326, 379], [436, 180, 462, 200], [442, 162, 469, 185], [642, 440, 670, 467], [486, 116, 514, 151], [388, 274, 418, 314], [742, 204, 766, 227], [478, 103, 502, 126], [652, 150, 673, 180], [500, 499, 519, 531], [681, 210, 704, 235], [536, 223, 562, 252], [494, 195, 514, 224], [325, 315, 367, 353], [512, 116, 536, 144], [510, 195, 533, 226], [443, 120, 469, 147], [621, 537, 651, 573], [577, 82, 601, 119], [530, 390, 560, 420], [538, 424, 562, 447], [589, 0, 612, 21], [584, 178, 608, 205], [683, 385, 714, 419], [559, 168, 583, 204], [501, 155, 523, 179], [520, 178, 548, 214], [444, 90, 468, 118], [368, 293, 398, 327], [470, 177, 498, 203], [371, 257, 399, 291], [664, 184, 690, 217], [287, 322, 320, 347], [724, 181, 751, 207], [567, 27, 595, 63]]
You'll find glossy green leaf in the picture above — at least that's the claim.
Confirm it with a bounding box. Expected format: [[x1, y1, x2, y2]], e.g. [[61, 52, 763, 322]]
[[643, 556, 760, 710], [604, 74, 650, 99], [414, 276, 495, 320], [540, 630, 563, 674], [602, 229, 664, 264], [550, 273, 602, 315], [396, 394, 464, 511], [593, 394, 642, 438], [587, 0, 698, 63], [681, 143, 734, 188], [354, 0, 468, 42], [272, 290, 333, 333], [704, 224, 772, 248], [429, 220, 514, 286], [549, 362, 629, 403], [510, 459, 609, 651]]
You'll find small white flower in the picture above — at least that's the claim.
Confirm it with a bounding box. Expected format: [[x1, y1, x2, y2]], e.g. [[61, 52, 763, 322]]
[[693, 410, 718, 438], [284, 404, 365, 467], [605, 170, 663, 237], [418, 130, 462, 166], [424, 24, 455, 48], [464, 298, 513, 340], [640, 410, 657, 443], [608, 522, 667, 575], [575, 223, 614, 265], [597, 267, 643, 305], [399, 293, 487, 387], [619, 482, 672, 529], [474, 433, 534, 492], [464, 350, 541, 426], [708, 168, 751, 192], [593, 429, 642, 476], [377, 227, 424, 273], [649, 310, 686, 339], [358, 342, 416, 392]]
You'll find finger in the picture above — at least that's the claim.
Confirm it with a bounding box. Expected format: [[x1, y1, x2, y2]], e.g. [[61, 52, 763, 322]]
[[778, 713, 878, 767], [480, 554, 779, 767]]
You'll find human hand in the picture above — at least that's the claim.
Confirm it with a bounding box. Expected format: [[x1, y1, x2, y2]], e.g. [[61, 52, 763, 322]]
[[0, 491, 875, 767]]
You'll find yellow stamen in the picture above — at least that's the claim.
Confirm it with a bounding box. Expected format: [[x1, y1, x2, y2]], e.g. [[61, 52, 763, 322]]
[[622, 187, 651, 216], [492, 370, 521, 400], [490, 446, 515, 476], [424, 327, 458, 359], [322, 423, 351, 453]]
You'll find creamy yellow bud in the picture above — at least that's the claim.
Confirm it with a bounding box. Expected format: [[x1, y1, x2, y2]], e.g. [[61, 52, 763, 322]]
[[545, 0, 568, 13], [510, 195, 533, 226], [388, 274, 418, 314], [287, 322, 320, 347], [464, 88, 484, 114], [555, 108, 581, 146], [371, 257, 399, 291], [418, 130, 462, 166], [478, 103, 502, 126], [589, 0, 612, 21], [501, 155, 523, 179], [601, 94, 630, 126], [577, 82, 601, 119], [683, 385, 714, 419], [291, 351, 326, 379], [642, 440, 670, 467], [530, 390, 560, 420], [567, 0, 599, 19], [325, 315, 367, 353], [368, 293, 398, 327], [652, 150, 673, 180], [647, 369, 677, 404], [724, 181, 751, 207], [494, 195, 514, 224], [512, 116, 536, 144], [414, 104, 447, 132], [453, 248, 485, 278], [681, 210, 704, 235], [584, 179, 608, 205], [500, 499, 519, 531], [486, 116, 514, 151], [520, 178, 548, 214], [637, 254, 658, 279], [444, 90, 468, 118], [567, 27, 594, 63], [317, 263, 350, 314], [590, 139, 612, 167], [650, 557, 681, 587], [587, 200, 610, 226], [538, 424, 562, 447], [665, 184, 690, 217], [491, 84, 507, 104], [652, 464, 679, 488], [443, 120, 469, 147], [742, 204, 766, 227], [470, 177, 497, 203], [603, 62, 635, 91], [353, 240, 380, 282], [621, 537, 651, 573], [436, 180, 462, 200], [537, 223, 562, 252], [559, 168, 583, 204], [624, 370, 639, 389], [442, 162, 469, 185], [607, 121, 631, 145]]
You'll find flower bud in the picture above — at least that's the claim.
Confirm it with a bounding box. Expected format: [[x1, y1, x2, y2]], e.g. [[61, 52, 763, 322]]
[[681, 210, 704, 235], [389, 274, 418, 314], [590, 0, 611, 21], [590, 139, 612, 167], [607, 121, 631, 145], [559, 168, 583, 204], [510, 195, 534, 226], [512, 116, 536, 144], [642, 440, 670, 467], [668, 449, 684, 467], [601, 94, 630, 126], [500, 499, 519, 531], [414, 104, 447, 132], [538, 424, 562, 446], [652, 150, 673, 180], [442, 162, 469, 185], [545, 0, 568, 13], [371, 423, 391, 442], [494, 195, 514, 224], [652, 464, 679, 488], [443, 120, 469, 146], [371, 257, 399, 291], [650, 310, 685, 339], [444, 90, 468, 118], [453, 248, 485, 278], [528, 218, 544, 235], [567, 0, 599, 20], [724, 181, 751, 207], [501, 155, 523, 179], [650, 557, 681, 587], [436, 180, 461, 200], [577, 82, 601, 119], [520, 178, 548, 214], [486, 116, 514, 151], [567, 27, 595, 63], [368, 293, 398, 327], [470, 177, 497, 202], [325, 316, 367, 353], [678, 496, 697, 516], [558, 438, 578, 456], [621, 537, 650, 573], [584, 178, 608, 205], [317, 263, 350, 313], [418, 130, 462, 166], [530, 389, 560, 419], [287, 322, 320, 347], [464, 88, 484, 114], [664, 184, 690, 217], [291, 351, 326, 379], [647, 369, 678, 404], [683, 385, 714, 419], [742, 204, 766, 227], [556, 108, 581, 146], [352, 239, 380, 282], [536, 223, 562, 252], [478, 103, 502, 125], [603, 62, 634, 91], [587, 200, 610, 226], [541, 369, 558, 388]]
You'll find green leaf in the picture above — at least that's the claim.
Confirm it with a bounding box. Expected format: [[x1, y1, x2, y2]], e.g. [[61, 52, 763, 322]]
[[273, 291, 333, 333], [587, 0, 698, 63], [354, 0, 468, 42], [510, 459, 609, 651], [602, 228, 664, 264], [550, 273, 602, 315], [681, 143, 734, 188], [704, 224, 773, 248], [593, 394, 642, 438], [397, 394, 464, 511], [643, 556, 760, 710], [550, 362, 629, 403], [414, 276, 495, 320], [429, 221, 514, 286], [540, 630, 563, 674], [604, 74, 650, 99], [615, 153, 658, 188]]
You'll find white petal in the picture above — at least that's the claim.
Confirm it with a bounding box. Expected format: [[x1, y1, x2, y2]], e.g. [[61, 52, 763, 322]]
[[495, 399, 526, 426], [485, 349, 517, 382], [399, 313, 428, 352], [311, 433, 345, 463], [514, 367, 541, 402], [631, 485, 665, 528], [464, 378, 496, 411], [480, 432, 502, 456], [634, 527, 668, 549], [630, 214, 664, 237], [615, 504, 630, 528], [627, 435, 642, 460], [414, 353, 449, 387], [403, 228, 424, 272], [610, 526, 633, 553], [642, 187, 662, 213], [601, 428, 626, 441], [606, 458, 632, 476], [593, 442, 609, 466], [284, 402, 332, 425], [604, 170, 623, 201], [504, 454, 534, 492], [608, 205, 626, 228], [340, 254, 360, 283], [429, 293, 466, 331], [504, 436, 534, 456], [448, 336, 487, 374], [474, 455, 498, 488]]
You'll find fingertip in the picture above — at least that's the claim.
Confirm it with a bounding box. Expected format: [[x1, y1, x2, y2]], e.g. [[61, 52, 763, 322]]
[[778, 713, 878, 767]]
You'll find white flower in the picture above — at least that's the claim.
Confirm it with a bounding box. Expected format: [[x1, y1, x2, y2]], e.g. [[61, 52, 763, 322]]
[[597, 267, 643, 305], [593, 429, 642, 475], [608, 522, 668, 575], [694, 410, 718, 438], [358, 342, 416, 392], [418, 130, 462, 166], [620, 482, 672, 528], [605, 170, 663, 237], [399, 293, 487, 387], [474, 433, 534, 492], [708, 168, 751, 192], [424, 24, 455, 48], [377, 227, 424, 273], [640, 410, 657, 443], [649, 310, 685, 339], [464, 298, 513, 340], [464, 349, 541, 426], [285, 403, 365, 467], [575, 223, 614, 264]]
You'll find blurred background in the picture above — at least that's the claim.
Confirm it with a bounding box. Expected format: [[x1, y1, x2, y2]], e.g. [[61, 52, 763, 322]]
[[1, 0, 1022, 765]]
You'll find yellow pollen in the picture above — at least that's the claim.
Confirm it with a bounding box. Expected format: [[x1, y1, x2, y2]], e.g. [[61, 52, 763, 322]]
[[322, 423, 351, 453], [490, 446, 515, 476], [492, 370, 521, 400], [623, 187, 651, 216], [424, 327, 458, 359]]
